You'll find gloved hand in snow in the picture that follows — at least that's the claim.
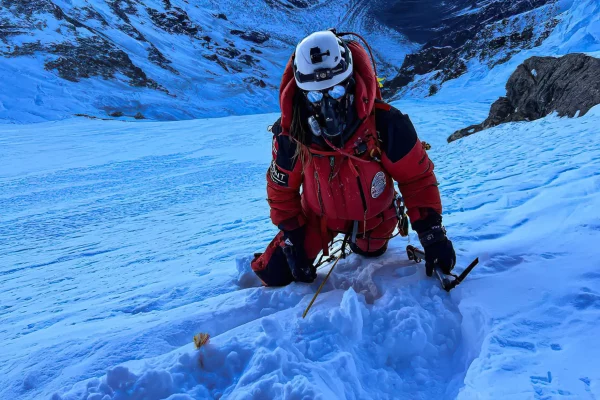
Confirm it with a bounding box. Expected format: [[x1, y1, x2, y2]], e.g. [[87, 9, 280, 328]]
[[419, 225, 456, 277], [281, 227, 317, 283]]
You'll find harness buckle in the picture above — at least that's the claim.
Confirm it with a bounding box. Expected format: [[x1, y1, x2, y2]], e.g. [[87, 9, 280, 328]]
[[394, 194, 409, 237], [354, 141, 368, 156]]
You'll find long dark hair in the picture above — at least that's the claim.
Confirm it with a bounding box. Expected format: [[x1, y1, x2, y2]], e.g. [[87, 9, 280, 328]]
[[289, 89, 312, 163]]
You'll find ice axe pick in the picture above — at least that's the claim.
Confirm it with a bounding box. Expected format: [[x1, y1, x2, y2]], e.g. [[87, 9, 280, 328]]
[[406, 245, 479, 292]]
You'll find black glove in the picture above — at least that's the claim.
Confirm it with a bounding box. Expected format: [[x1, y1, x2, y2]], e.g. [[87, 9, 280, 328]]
[[281, 227, 316, 283], [424, 238, 456, 277], [412, 210, 456, 277], [418, 225, 456, 277]]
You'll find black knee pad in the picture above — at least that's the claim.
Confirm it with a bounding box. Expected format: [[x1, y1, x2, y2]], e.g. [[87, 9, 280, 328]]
[[349, 242, 388, 258], [253, 247, 295, 287]]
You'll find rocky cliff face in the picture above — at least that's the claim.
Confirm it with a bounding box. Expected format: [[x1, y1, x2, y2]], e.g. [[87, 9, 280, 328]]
[[448, 53, 600, 142], [383, 0, 560, 98], [0, 0, 343, 121], [0, 0, 563, 122]]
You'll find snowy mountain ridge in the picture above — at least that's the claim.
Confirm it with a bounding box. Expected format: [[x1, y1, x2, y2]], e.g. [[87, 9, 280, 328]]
[[1, 0, 562, 123], [387, 0, 561, 98], [0, 0, 413, 123]]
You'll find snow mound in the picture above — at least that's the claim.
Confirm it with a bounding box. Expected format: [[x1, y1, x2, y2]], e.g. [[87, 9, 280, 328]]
[[43, 101, 600, 399], [234, 255, 262, 289], [52, 266, 480, 400]]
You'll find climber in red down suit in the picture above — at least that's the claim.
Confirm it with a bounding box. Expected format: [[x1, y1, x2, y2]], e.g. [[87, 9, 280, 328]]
[[251, 30, 456, 286]]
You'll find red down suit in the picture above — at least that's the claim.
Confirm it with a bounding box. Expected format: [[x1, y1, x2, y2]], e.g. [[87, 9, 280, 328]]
[[251, 41, 442, 285]]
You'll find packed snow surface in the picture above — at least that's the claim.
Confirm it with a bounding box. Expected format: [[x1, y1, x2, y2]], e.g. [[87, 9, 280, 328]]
[[1, 0, 600, 399], [3, 101, 600, 400]]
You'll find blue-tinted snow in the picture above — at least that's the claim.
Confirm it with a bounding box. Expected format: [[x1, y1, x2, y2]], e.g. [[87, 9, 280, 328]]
[[1, 0, 600, 399], [0, 0, 414, 124]]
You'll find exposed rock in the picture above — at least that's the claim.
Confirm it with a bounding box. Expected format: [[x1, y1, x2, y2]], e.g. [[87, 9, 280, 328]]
[[0, 19, 30, 42], [1, 0, 57, 18], [107, 0, 138, 24], [427, 0, 552, 49], [3, 41, 44, 57], [244, 77, 267, 88], [230, 29, 269, 44], [287, 0, 313, 7], [506, 54, 600, 119], [264, 0, 320, 9], [134, 112, 146, 120], [147, 7, 200, 36], [119, 23, 147, 42], [109, 111, 124, 117], [217, 47, 241, 59], [448, 54, 600, 142], [148, 45, 179, 74], [203, 53, 229, 72], [215, 13, 228, 20], [44, 36, 164, 91], [73, 6, 109, 27], [239, 53, 259, 67], [199, 35, 216, 50], [447, 97, 513, 142], [385, 46, 453, 90], [74, 113, 112, 121], [384, 0, 559, 97]]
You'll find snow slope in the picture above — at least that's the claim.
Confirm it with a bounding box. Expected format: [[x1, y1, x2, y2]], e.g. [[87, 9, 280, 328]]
[[1, 0, 600, 399], [4, 92, 599, 400], [0, 0, 414, 124]]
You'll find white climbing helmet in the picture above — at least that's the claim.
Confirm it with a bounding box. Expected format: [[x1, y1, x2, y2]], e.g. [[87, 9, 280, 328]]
[[293, 30, 353, 91]]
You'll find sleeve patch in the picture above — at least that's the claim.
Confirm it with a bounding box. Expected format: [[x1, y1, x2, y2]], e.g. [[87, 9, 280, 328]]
[[269, 160, 290, 187]]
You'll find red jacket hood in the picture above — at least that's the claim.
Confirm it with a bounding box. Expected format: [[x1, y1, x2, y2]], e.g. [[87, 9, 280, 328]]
[[278, 40, 381, 132]]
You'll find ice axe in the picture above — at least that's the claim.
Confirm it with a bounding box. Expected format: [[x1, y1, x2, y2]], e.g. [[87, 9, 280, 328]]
[[406, 245, 479, 292]]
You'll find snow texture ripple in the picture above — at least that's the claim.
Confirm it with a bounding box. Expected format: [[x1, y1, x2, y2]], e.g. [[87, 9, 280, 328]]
[[1, 0, 600, 399]]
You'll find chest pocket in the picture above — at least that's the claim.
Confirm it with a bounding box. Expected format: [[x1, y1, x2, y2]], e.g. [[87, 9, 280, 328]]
[[310, 153, 393, 222]]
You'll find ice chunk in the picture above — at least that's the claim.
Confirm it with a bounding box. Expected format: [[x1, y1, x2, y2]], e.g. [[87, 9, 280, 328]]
[[234, 254, 263, 288]]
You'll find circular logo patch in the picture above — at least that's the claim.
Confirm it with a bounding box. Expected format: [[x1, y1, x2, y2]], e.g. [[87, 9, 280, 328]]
[[371, 171, 387, 199]]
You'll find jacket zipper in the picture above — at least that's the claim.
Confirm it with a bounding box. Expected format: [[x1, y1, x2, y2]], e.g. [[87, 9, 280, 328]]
[[354, 167, 369, 238], [314, 170, 325, 216], [328, 156, 335, 182], [356, 176, 368, 214]]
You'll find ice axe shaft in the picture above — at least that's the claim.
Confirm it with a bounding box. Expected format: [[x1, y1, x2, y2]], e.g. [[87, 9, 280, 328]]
[[406, 245, 479, 292], [302, 251, 344, 319]]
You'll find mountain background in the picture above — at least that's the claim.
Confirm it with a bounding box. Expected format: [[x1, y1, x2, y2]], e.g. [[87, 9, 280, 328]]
[[1, 0, 559, 123]]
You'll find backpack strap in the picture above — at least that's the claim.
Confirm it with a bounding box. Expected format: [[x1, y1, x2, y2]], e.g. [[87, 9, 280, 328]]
[[268, 117, 283, 135], [374, 99, 392, 112]]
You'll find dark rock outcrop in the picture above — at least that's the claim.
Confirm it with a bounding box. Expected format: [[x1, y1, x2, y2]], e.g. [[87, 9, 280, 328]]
[[384, 0, 559, 98], [147, 7, 200, 37], [448, 54, 600, 142], [0, 0, 571, 122], [148, 45, 178, 74], [107, 0, 138, 24], [264, 0, 320, 10], [1, 0, 57, 18], [244, 77, 267, 88], [230, 30, 269, 44], [217, 46, 241, 59], [44, 36, 166, 92]]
